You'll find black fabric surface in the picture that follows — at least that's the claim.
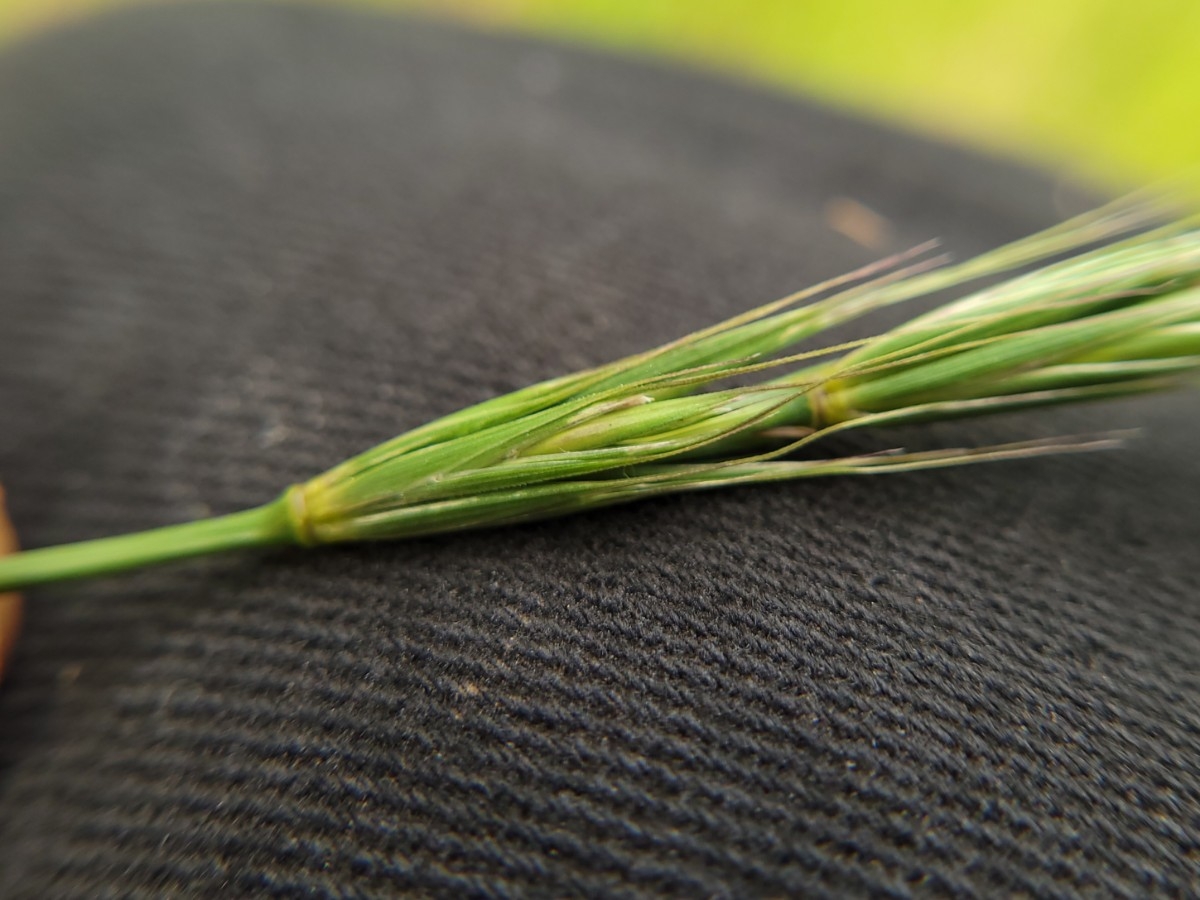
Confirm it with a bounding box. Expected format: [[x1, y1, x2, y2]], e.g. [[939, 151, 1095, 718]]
[[1, 3, 1199, 897]]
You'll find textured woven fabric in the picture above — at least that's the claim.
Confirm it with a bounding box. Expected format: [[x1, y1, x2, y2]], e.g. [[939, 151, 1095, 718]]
[[1, 3, 1198, 897]]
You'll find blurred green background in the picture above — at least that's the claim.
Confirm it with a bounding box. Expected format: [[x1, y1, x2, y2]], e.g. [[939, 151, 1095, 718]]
[[3, 0, 1198, 188]]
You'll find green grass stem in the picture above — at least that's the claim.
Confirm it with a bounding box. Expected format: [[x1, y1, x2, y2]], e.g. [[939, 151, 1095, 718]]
[[0, 198, 1197, 591], [0, 498, 296, 591]]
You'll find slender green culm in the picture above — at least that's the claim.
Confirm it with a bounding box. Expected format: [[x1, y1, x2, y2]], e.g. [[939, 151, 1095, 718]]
[[2, 197, 1199, 591]]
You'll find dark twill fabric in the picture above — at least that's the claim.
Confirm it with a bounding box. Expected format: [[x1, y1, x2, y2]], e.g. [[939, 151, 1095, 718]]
[[1, 4, 1198, 897]]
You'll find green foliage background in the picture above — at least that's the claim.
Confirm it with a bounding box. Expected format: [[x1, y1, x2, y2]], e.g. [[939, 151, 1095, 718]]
[[3, 0, 1199, 187]]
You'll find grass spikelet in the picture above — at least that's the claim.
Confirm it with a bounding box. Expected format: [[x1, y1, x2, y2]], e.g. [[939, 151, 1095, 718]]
[[1, 198, 1197, 591]]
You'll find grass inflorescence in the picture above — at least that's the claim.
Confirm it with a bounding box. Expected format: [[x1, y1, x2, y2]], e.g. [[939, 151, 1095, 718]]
[[1, 199, 1198, 590]]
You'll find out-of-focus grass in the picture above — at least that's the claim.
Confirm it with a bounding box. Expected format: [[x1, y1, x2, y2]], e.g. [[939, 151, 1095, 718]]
[[3, 0, 1199, 187]]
